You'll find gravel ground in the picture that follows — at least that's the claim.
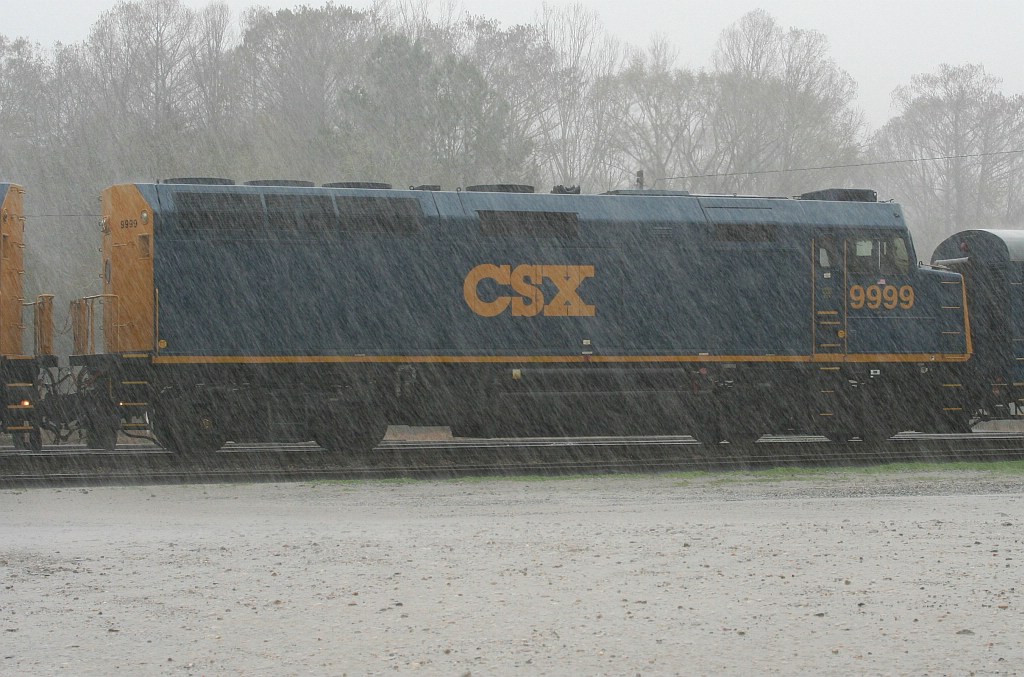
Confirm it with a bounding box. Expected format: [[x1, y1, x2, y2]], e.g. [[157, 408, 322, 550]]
[[2, 469, 1023, 676]]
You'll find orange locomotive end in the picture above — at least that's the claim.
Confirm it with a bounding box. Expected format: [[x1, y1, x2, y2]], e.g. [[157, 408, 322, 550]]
[[0, 183, 26, 357], [0, 183, 56, 452], [90, 184, 155, 355], [0, 184, 55, 359]]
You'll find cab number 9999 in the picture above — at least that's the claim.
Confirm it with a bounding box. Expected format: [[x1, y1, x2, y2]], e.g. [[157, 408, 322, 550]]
[[849, 284, 915, 310]]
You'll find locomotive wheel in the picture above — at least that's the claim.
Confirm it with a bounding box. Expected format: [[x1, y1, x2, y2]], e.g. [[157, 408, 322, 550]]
[[316, 424, 386, 455], [84, 398, 120, 451], [824, 430, 856, 443], [316, 408, 387, 455], [153, 406, 225, 457], [691, 424, 725, 446], [13, 428, 43, 453], [928, 416, 974, 434], [86, 422, 118, 451], [857, 428, 894, 444]]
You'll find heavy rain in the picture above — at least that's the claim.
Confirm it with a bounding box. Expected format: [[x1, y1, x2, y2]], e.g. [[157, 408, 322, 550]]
[[2, 0, 1024, 674]]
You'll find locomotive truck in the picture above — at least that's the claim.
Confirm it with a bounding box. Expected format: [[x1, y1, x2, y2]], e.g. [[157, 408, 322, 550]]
[[66, 180, 973, 455]]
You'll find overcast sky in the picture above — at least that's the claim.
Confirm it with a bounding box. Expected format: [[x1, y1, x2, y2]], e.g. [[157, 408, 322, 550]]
[[2, 0, 1021, 128]]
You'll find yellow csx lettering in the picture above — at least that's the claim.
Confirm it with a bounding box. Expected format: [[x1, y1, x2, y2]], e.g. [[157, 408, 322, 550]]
[[463, 264, 596, 317]]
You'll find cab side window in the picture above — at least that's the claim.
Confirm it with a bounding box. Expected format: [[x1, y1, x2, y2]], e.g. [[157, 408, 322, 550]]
[[818, 242, 838, 268]]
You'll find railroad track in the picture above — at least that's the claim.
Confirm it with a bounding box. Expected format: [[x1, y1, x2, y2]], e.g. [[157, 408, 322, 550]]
[[2, 431, 1023, 487]]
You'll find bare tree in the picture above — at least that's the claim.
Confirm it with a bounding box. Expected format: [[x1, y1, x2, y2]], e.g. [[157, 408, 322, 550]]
[[775, 26, 862, 186], [0, 36, 49, 179], [186, 3, 235, 130], [83, 0, 198, 177], [176, 2, 242, 175], [379, 0, 460, 44], [353, 31, 521, 188], [460, 18, 560, 186], [236, 4, 377, 180], [708, 10, 861, 195], [871, 64, 1024, 253], [534, 3, 622, 191], [602, 38, 718, 191], [712, 9, 780, 80]]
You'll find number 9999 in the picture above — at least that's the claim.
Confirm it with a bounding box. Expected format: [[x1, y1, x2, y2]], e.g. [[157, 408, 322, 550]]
[[849, 284, 914, 310]]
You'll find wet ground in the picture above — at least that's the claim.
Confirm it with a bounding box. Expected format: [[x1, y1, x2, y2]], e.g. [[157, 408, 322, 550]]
[[2, 469, 1023, 675]]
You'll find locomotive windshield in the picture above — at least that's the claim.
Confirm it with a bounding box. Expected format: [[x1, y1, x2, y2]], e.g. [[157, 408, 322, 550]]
[[848, 236, 910, 275]]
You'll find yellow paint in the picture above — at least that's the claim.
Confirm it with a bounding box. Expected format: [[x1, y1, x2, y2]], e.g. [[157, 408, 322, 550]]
[[959, 278, 974, 356], [463, 264, 596, 317], [32, 294, 54, 357], [849, 284, 915, 310], [152, 351, 971, 366], [0, 184, 25, 356], [97, 184, 155, 353]]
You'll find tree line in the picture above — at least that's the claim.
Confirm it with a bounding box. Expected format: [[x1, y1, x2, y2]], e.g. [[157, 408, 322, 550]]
[[1, 0, 1022, 308]]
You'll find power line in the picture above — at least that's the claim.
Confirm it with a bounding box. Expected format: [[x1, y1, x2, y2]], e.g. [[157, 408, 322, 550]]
[[661, 149, 1024, 182], [16, 147, 1024, 202]]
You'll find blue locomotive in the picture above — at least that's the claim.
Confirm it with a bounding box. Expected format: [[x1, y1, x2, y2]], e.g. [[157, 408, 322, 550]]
[[66, 180, 972, 453]]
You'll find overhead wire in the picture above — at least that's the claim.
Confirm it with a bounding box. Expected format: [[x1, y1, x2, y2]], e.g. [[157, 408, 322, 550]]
[[660, 148, 1024, 182]]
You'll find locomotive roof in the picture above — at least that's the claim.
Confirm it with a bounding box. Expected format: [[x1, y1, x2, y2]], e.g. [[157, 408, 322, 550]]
[[933, 229, 1024, 264], [128, 182, 906, 232]]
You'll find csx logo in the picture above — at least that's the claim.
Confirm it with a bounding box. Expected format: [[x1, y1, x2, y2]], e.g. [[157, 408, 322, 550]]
[[463, 264, 596, 317]]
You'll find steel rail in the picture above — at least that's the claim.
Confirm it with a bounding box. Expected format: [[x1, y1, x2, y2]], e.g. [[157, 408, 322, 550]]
[[2, 433, 1022, 488]]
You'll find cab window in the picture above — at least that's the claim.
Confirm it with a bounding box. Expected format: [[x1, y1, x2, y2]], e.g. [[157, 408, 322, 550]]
[[848, 236, 910, 275], [818, 241, 839, 268]]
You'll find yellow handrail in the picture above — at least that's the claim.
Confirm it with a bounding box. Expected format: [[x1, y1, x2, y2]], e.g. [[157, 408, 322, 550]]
[[70, 294, 119, 355], [20, 294, 55, 358], [32, 294, 54, 357]]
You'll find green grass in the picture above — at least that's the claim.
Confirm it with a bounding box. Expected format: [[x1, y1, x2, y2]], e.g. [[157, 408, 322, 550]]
[[501, 459, 1024, 484], [306, 458, 1024, 487], [681, 458, 1024, 484], [851, 459, 1024, 474]]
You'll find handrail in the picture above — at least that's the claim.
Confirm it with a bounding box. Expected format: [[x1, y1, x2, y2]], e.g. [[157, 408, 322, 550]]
[[70, 294, 119, 355], [23, 294, 55, 357]]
